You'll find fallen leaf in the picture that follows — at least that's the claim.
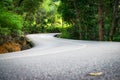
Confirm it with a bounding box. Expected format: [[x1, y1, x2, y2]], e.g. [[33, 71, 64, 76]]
[[89, 72, 103, 76]]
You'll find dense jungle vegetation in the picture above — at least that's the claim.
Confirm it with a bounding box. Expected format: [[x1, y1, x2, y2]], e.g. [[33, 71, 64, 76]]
[[0, 0, 120, 43]]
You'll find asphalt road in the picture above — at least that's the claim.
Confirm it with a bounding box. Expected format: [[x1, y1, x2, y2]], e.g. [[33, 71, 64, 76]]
[[0, 33, 120, 80]]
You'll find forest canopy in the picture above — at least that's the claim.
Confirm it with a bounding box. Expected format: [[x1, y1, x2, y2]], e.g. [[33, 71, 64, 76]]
[[0, 0, 120, 42]]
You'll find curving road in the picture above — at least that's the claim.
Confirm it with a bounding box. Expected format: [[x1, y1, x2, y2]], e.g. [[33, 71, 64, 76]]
[[0, 33, 120, 80]]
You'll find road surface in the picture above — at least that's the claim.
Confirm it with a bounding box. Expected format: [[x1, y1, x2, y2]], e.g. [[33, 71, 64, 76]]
[[0, 33, 120, 80]]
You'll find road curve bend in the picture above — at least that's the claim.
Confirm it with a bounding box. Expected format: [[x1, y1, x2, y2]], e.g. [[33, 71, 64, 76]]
[[0, 33, 120, 80]]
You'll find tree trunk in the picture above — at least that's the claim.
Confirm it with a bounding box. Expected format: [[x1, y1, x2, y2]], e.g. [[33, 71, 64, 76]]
[[18, 0, 24, 6], [98, 0, 104, 41], [73, 0, 82, 39], [110, 0, 119, 41], [61, 17, 64, 31]]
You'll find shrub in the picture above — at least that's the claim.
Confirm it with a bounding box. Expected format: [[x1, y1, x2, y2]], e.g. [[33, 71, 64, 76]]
[[60, 26, 79, 39], [0, 10, 23, 36], [45, 26, 62, 33], [0, 9, 23, 43]]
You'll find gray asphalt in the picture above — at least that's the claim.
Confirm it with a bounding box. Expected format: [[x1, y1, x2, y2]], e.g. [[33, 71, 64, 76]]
[[0, 33, 120, 80]]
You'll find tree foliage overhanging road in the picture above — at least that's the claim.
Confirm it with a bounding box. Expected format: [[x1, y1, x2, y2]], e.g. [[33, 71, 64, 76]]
[[59, 0, 120, 41], [0, 0, 120, 45]]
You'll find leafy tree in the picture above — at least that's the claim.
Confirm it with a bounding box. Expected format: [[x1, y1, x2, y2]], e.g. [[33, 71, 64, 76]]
[[0, 10, 23, 35], [0, 0, 23, 43], [59, 0, 98, 40], [11, 0, 43, 33], [59, 0, 120, 41], [22, 0, 62, 33], [22, 0, 43, 13]]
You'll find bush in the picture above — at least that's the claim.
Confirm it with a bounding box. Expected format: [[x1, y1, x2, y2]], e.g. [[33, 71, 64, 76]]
[[0, 9, 23, 43], [60, 31, 71, 39], [60, 26, 79, 39], [0, 10, 23, 36], [45, 26, 62, 33]]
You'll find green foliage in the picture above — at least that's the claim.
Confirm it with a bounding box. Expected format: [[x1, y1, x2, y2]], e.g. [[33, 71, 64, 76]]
[[113, 36, 120, 41], [0, 10, 23, 36], [60, 26, 80, 39], [0, 27, 10, 35], [58, 0, 120, 41], [58, 0, 98, 40], [22, 0, 43, 13], [45, 26, 62, 33], [60, 31, 71, 39], [1, 0, 119, 42], [22, 0, 62, 34]]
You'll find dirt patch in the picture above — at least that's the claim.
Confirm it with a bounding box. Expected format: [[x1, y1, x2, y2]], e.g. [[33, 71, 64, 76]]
[[0, 37, 32, 54], [0, 46, 8, 53]]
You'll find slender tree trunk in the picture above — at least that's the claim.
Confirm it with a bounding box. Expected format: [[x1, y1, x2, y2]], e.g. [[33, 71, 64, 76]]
[[73, 0, 82, 39], [18, 0, 24, 6], [85, 26, 88, 40], [61, 17, 64, 31], [110, 0, 119, 41], [98, 0, 104, 41]]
